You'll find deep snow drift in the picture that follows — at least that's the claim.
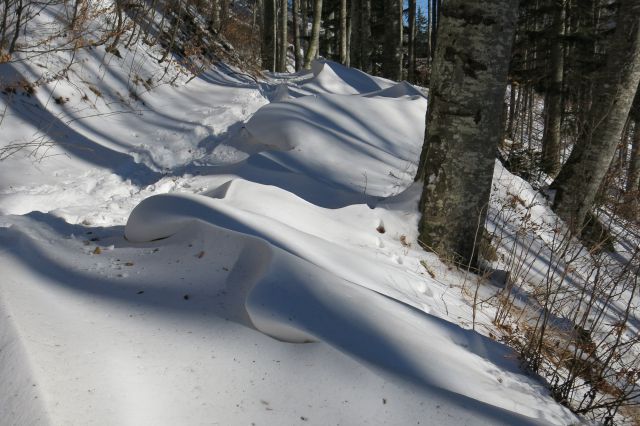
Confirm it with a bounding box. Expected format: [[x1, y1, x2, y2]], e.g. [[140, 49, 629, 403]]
[[1, 47, 578, 425]]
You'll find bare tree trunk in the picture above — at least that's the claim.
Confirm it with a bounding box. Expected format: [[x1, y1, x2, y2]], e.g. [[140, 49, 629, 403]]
[[382, 0, 402, 80], [416, 0, 518, 265], [292, 0, 302, 70], [408, 0, 416, 82], [339, 0, 347, 64], [159, 0, 182, 63], [541, 0, 566, 177], [262, 0, 276, 71], [277, 0, 287, 71], [1, 0, 10, 50], [220, 0, 229, 32], [301, 0, 308, 44], [324, 10, 334, 58], [303, 0, 322, 69], [429, 0, 438, 61], [625, 89, 640, 217], [9, 0, 23, 54], [345, 1, 351, 67], [551, 0, 640, 232], [627, 121, 640, 192], [349, 0, 361, 67], [506, 83, 517, 139], [210, 0, 220, 32]]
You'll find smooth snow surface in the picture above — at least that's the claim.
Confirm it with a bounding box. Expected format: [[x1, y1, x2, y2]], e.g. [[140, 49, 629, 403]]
[[1, 50, 577, 426]]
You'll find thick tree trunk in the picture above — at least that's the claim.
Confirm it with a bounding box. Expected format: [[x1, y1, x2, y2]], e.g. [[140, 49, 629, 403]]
[[408, 0, 417, 82], [262, 0, 277, 71], [416, 0, 518, 265], [277, 0, 287, 72], [382, 0, 402, 80], [339, 0, 347, 64], [303, 0, 322, 69], [293, 0, 302, 71], [551, 0, 640, 232], [541, 0, 565, 177]]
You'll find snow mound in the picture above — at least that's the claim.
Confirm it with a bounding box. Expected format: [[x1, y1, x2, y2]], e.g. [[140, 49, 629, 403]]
[[123, 179, 574, 425], [363, 80, 427, 99], [302, 60, 393, 95], [242, 91, 426, 196]]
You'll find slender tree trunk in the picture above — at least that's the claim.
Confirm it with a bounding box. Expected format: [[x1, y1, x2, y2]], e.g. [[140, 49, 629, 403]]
[[293, 0, 302, 70], [324, 10, 334, 58], [339, 0, 347, 64], [429, 0, 438, 61], [506, 83, 517, 139], [542, 0, 566, 177], [277, 0, 287, 71], [345, 3, 351, 67], [159, 0, 182, 63], [362, 0, 371, 72], [210, 0, 220, 32], [382, 0, 402, 80], [408, 0, 417, 82], [1, 0, 9, 50], [8, 0, 23, 54], [627, 121, 640, 192], [349, 0, 361, 67], [416, 0, 518, 265], [263, 0, 276, 71], [301, 0, 308, 44], [551, 0, 640, 232], [625, 89, 640, 218], [220, 0, 229, 32], [303, 0, 322, 69]]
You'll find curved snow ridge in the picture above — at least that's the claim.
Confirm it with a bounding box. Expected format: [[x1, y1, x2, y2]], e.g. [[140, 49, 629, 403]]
[[124, 187, 575, 425], [125, 181, 424, 311], [241, 89, 426, 197], [302, 60, 392, 95]]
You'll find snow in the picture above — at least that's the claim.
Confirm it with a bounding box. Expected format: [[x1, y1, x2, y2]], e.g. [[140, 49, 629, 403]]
[[0, 28, 579, 425]]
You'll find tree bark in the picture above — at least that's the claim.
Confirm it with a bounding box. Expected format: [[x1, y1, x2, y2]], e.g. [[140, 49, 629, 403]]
[[220, 0, 229, 32], [349, 0, 361, 68], [627, 121, 640, 193], [303, 0, 322, 69], [408, 0, 417, 82], [293, 0, 302, 71], [277, 0, 287, 72], [541, 0, 565, 177], [625, 88, 640, 218], [551, 0, 640, 232], [262, 0, 276, 71], [382, 0, 403, 80], [429, 0, 439, 61], [416, 0, 518, 265], [339, 0, 347, 64]]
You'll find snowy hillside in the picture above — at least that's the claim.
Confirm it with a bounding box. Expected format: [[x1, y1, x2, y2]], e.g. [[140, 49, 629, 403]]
[[0, 21, 584, 425]]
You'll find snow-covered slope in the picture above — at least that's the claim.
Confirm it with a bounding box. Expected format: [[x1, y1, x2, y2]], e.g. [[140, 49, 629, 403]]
[[1, 41, 578, 425]]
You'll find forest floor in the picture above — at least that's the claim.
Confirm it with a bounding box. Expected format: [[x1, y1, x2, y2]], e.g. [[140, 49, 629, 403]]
[[0, 22, 595, 425]]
